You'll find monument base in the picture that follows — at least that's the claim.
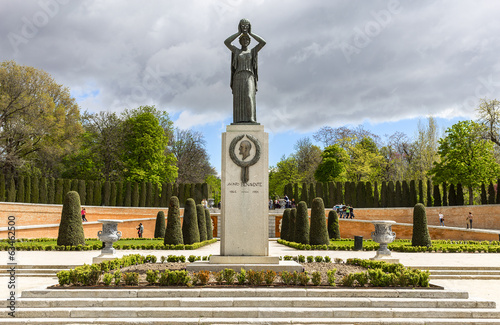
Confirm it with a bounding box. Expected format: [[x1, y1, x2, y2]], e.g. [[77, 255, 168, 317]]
[[93, 254, 120, 264], [210, 255, 279, 264], [186, 259, 303, 273], [370, 254, 400, 264]]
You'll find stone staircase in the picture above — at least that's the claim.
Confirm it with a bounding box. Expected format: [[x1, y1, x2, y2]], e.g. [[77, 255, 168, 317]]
[[0, 265, 78, 277], [412, 266, 500, 280], [1, 287, 499, 324]]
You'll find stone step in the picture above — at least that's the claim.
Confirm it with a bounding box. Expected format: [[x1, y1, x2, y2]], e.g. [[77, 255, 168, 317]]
[[2, 317, 500, 325], [431, 274, 500, 280], [12, 297, 496, 309], [19, 288, 471, 299], [3, 307, 500, 319]]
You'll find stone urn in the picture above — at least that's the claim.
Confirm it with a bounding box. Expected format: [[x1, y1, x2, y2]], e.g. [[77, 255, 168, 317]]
[[371, 220, 398, 262], [95, 219, 123, 261]]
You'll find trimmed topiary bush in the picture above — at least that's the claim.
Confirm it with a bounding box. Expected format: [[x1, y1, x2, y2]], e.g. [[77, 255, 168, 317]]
[[197, 204, 207, 242], [327, 209, 340, 240], [289, 208, 297, 242], [164, 196, 183, 245], [205, 208, 213, 240], [281, 209, 291, 241], [154, 211, 166, 238], [295, 201, 310, 245], [411, 203, 431, 247], [182, 198, 200, 245], [57, 191, 85, 247], [309, 198, 329, 245]]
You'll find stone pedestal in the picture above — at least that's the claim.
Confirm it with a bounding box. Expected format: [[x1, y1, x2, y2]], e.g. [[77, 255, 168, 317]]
[[220, 124, 271, 258], [92, 219, 123, 264], [187, 124, 301, 273], [370, 220, 399, 263]]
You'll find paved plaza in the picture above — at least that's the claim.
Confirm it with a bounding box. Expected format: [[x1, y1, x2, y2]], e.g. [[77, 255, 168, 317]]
[[2, 240, 500, 309]]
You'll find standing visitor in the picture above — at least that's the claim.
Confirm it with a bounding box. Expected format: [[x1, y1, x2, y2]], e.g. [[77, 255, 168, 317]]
[[81, 208, 87, 222], [136, 223, 144, 238], [439, 211, 444, 226], [466, 212, 473, 229]]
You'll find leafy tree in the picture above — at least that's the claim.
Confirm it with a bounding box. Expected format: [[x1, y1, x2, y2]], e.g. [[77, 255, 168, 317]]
[[411, 203, 431, 247], [269, 155, 300, 199], [182, 198, 200, 244], [314, 144, 349, 183], [57, 191, 85, 246], [0, 61, 82, 176], [295, 201, 310, 245], [122, 106, 177, 185], [309, 198, 329, 245], [168, 129, 216, 183], [476, 98, 500, 147], [164, 196, 183, 245], [429, 120, 500, 205], [347, 137, 384, 182], [196, 204, 207, 242], [154, 211, 166, 238], [294, 137, 322, 183]]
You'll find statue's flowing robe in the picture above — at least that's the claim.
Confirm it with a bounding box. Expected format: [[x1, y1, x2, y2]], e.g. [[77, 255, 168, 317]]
[[230, 47, 258, 123]]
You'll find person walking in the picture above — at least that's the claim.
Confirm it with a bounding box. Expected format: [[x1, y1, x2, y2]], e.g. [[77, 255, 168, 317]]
[[439, 211, 444, 226], [466, 212, 473, 229], [81, 208, 87, 222], [136, 223, 144, 238]]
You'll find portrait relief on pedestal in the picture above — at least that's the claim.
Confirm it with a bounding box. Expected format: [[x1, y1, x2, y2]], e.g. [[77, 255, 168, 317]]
[[229, 134, 261, 183]]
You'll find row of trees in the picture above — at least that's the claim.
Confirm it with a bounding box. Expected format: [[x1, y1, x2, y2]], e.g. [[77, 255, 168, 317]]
[[0, 61, 217, 188], [284, 179, 500, 208], [0, 173, 210, 207]]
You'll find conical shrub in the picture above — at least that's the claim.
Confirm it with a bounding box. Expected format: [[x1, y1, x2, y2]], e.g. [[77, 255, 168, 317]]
[[411, 203, 431, 247], [327, 209, 340, 239], [197, 204, 207, 242], [295, 201, 310, 245], [281, 209, 290, 240], [164, 196, 183, 245], [289, 208, 297, 242], [57, 191, 85, 246], [154, 211, 166, 238], [182, 198, 200, 244], [309, 198, 329, 245], [205, 208, 213, 240]]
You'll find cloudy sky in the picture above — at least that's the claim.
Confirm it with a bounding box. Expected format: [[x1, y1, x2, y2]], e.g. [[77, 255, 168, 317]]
[[2, 0, 500, 173]]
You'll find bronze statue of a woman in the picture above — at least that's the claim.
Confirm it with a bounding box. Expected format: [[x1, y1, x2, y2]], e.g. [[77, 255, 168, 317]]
[[224, 19, 266, 124]]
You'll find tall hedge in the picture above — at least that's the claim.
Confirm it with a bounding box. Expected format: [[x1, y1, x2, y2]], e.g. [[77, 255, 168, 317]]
[[0, 173, 5, 201], [139, 182, 146, 207], [281, 208, 291, 241], [395, 181, 402, 207], [31, 176, 39, 204], [289, 208, 297, 242], [25, 175, 31, 203], [497, 179, 500, 204], [196, 204, 207, 242], [327, 209, 340, 240], [373, 182, 379, 208], [295, 201, 310, 245], [426, 179, 432, 206], [93, 180, 102, 206], [418, 180, 424, 204], [442, 182, 448, 206], [182, 198, 200, 244], [116, 181, 123, 206], [480, 183, 487, 205], [57, 191, 85, 246], [132, 182, 139, 207], [448, 183, 456, 206], [432, 184, 441, 207], [103, 181, 111, 206], [411, 203, 431, 247], [164, 196, 183, 245], [154, 211, 166, 238], [300, 183, 308, 203], [205, 208, 213, 240], [488, 182, 496, 204], [456, 183, 464, 206], [380, 182, 387, 207], [110, 182, 117, 206], [78, 180, 86, 205], [55, 178, 64, 204], [387, 181, 395, 207], [309, 198, 329, 245], [39, 177, 48, 204], [16, 175, 25, 203]]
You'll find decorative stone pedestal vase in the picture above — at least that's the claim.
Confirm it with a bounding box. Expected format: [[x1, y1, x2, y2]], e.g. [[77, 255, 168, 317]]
[[370, 220, 399, 263], [92, 219, 123, 264]]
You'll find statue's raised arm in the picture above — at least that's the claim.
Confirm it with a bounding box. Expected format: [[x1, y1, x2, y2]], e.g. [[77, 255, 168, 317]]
[[225, 19, 266, 124]]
